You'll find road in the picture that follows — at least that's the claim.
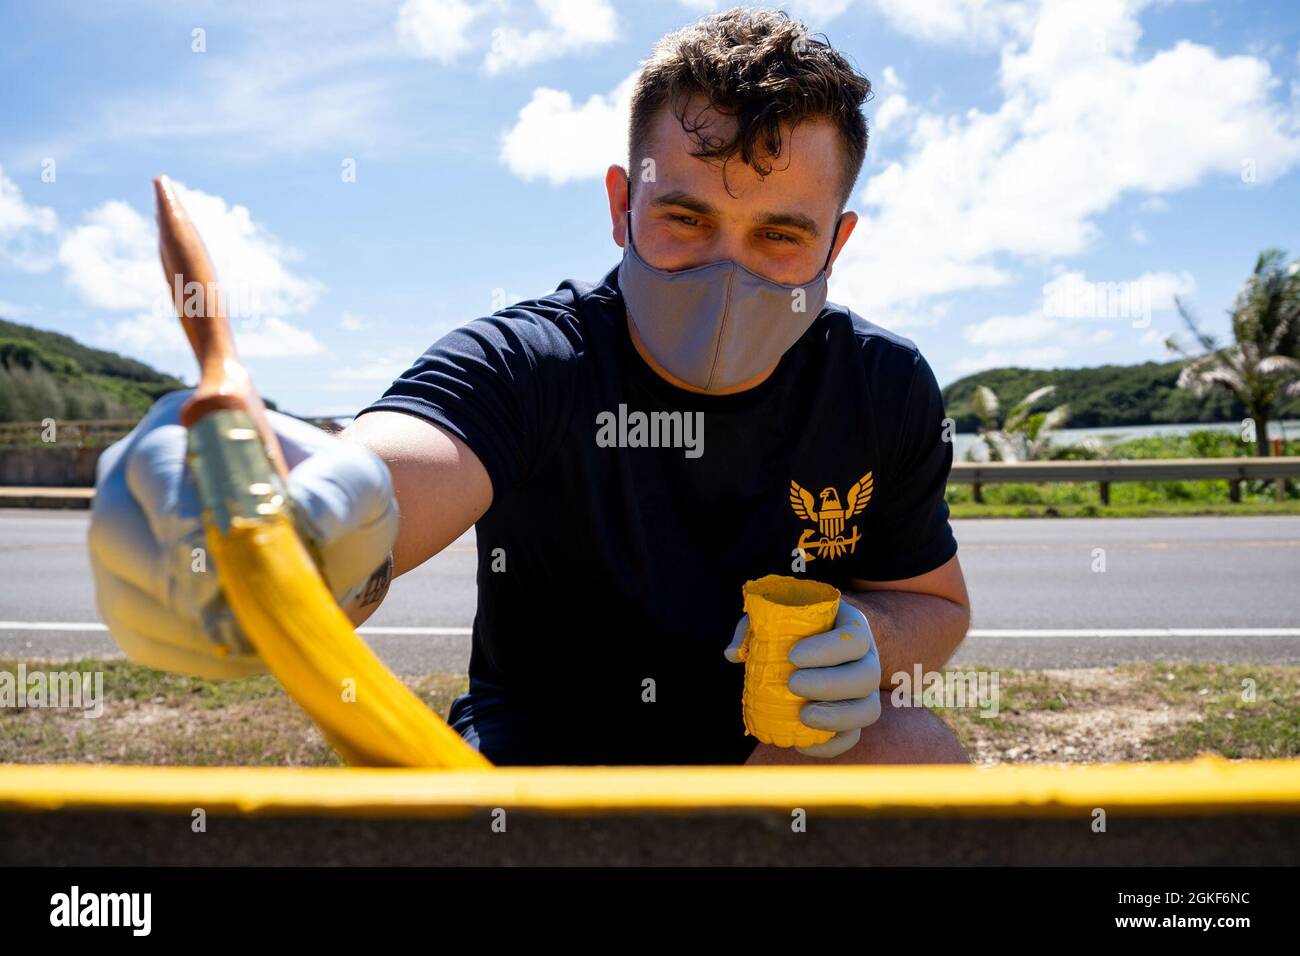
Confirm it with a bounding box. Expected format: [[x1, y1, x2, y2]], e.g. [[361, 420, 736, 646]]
[[1, 510, 1297, 672]]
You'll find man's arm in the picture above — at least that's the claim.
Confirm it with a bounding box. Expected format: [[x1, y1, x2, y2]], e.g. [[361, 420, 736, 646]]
[[844, 553, 971, 689], [335, 410, 495, 626]]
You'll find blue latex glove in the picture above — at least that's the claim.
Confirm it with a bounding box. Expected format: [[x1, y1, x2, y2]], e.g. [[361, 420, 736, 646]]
[[725, 600, 883, 758], [88, 389, 399, 680]]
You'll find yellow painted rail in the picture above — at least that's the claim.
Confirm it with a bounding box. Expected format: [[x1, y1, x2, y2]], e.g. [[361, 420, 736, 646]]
[[2, 756, 1298, 819]]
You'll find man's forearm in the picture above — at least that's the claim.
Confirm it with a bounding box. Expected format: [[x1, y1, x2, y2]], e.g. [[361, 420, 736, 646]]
[[842, 589, 970, 689]]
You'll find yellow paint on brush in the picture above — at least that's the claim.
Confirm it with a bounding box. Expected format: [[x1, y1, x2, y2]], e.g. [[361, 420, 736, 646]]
[[206, 512, 490, 769], [739, 574, 842, 749]]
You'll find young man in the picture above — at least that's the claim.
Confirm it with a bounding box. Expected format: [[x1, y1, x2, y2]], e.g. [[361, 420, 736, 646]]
[[90, 8, 970, 766]]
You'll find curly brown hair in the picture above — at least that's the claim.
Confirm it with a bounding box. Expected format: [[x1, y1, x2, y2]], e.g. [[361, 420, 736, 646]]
[[628, 7, 872, 210]]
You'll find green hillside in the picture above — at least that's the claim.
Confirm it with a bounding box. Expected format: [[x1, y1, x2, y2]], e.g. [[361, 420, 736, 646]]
[[0, 318, 187, 422], [943, 359, 1300, 432]]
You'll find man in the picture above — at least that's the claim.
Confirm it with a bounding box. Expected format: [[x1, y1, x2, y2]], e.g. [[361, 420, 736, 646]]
[[90, 7, 971, 766]]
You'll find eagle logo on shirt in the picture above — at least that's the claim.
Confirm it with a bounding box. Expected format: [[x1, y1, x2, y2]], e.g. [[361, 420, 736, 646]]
[[789, 472, 872, 560]]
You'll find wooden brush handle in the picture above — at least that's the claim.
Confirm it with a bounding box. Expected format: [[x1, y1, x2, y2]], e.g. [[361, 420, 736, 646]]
[[154, 175, 289, 481]]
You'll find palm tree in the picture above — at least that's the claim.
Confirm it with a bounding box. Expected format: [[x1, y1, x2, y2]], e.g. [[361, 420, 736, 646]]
[[971, 384, 1070, 462], [1167, 249, 1300, 457]]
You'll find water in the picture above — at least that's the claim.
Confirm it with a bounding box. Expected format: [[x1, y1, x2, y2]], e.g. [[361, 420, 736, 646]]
[[952, 419, 1300, 461]]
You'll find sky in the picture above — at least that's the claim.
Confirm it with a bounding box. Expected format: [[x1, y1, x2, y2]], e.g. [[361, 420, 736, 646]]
[[1, 0, 1299, 417]]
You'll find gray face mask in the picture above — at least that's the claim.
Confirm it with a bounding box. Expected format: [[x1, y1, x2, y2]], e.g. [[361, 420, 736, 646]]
[[618, 198, 839, 393]]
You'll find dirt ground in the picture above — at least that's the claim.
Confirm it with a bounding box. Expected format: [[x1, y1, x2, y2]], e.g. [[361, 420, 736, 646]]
[[2, 659, 1296, 765]]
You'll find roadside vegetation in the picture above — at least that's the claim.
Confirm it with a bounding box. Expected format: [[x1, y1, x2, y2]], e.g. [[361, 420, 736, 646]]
[[3, 657, 1294, 766], [946, 429, 1300, 516]]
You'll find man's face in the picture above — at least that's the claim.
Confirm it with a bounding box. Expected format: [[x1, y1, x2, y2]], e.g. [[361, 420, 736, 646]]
[[608, 95, 856, 286]]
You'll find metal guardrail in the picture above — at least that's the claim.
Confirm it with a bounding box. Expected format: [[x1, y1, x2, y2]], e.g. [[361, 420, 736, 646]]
[[0, 417, 344, 447], [951, 456, 1300, 503], [2, 759, 1298, 864], [0, 419, 137, 448]]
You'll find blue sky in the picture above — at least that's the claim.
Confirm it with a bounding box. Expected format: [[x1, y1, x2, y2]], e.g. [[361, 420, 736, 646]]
[[2, 0, 1299, 416]]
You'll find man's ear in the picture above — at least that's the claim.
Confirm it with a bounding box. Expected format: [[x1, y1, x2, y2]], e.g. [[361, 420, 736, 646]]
[[604, 164, 630, 248], [824, 210, 859, 279]]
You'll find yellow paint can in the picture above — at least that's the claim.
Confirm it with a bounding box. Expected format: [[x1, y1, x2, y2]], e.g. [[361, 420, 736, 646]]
[[739, 574, 841, 749]]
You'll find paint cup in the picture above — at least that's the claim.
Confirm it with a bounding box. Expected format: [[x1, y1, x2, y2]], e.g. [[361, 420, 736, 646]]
[[738, 574, 841, 748]]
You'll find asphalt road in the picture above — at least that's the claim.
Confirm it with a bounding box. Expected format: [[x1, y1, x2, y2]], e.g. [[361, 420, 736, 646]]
[[1, 510, 1296, 672]]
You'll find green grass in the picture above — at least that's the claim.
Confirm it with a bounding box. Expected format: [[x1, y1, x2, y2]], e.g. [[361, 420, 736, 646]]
[[4, 658, 1296, 766], [0, 657, 468, 766], [948, 498, 1300, 518], [925, 663, 1300, 764], [1142, 664, 1300, 761]]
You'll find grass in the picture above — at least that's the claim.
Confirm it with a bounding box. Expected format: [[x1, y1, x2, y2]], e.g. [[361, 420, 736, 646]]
[[0, 657, 468, 766], [947, 498, 1300, 518], [930, 663, 1300, 764], [3, 657, 1297, 766]]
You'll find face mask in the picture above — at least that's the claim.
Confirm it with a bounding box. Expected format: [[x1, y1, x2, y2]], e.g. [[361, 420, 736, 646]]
[[617, 193, 838, 393]]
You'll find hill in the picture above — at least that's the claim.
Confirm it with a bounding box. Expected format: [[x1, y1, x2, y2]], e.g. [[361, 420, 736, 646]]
[[942, 359, 1300, 432], [0, 318, 187, 422]]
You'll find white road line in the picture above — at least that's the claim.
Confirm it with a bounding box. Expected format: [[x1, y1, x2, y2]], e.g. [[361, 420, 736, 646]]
[[1, 622, 1298, 638], [0, 622, 108, 631]]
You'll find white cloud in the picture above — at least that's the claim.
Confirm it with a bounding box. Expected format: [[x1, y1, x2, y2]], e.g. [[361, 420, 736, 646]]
[[0, 165, 59, 272], [874, 94, 910, 133], [341, 311, 371, 331], [867, 0, 1040, 48], [500, 71, 637, 184], [963, 311, 1058, 346], [399, 0, 618, 74], [101, 312, 188, 355], [485, 0, 618, 75], [830, 0, 1300, 322], [1, 4, 410, 167], [398, 0, 485, 63], [58, 200, 160, 311], [956, 267, 1195, 370], [59, 181, 325, 358], [1129, 224, 1149, 245], [239, 316, 327, 357], [1138, 196, 1171, 212], [97, 312, 188, 356], [677, 0, 856, 20], [20, 11, 406, 166], [1040, 269, 1195, 320]]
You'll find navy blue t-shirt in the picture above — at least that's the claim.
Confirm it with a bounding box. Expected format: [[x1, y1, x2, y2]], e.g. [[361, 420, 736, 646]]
[[358, 262, 957, 765]]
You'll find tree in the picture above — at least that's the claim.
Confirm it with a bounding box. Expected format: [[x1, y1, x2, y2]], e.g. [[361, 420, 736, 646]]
[[1167, 249, 1300, 457], [970, 384, 1070, 461]]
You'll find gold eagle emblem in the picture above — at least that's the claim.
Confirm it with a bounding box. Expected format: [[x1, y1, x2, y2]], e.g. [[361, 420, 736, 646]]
[[789, 472, 873, 560]]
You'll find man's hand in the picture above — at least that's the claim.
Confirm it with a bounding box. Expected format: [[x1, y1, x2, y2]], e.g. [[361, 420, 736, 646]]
[[724, 601, 883, 758], [88, 389, 400, 680]]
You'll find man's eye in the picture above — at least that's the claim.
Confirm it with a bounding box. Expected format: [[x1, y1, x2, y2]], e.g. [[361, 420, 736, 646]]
[[764, 230, 798, 244], [670, 214, 701, 227]]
